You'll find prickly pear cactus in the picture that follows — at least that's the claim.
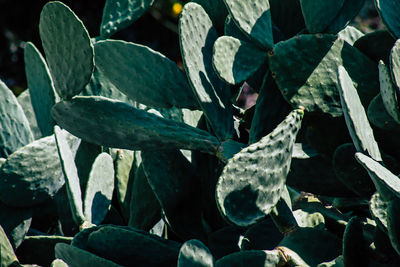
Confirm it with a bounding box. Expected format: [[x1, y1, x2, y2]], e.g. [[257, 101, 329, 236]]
[[4, 0, 400, 266]]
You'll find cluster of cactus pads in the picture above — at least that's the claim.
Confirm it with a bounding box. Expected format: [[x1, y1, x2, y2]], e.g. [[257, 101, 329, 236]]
[[3, 0, 400, 266]]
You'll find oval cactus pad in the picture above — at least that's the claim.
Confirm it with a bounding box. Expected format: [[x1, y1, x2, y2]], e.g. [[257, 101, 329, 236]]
[[216, 109, 303, 227], [179, 3, 233, 141], [94, 40, 198, 109], [52, 96, 220, 154], [39, 1, 94, 100], [269, 34, 378, 117], [24, 42, 57, 136]]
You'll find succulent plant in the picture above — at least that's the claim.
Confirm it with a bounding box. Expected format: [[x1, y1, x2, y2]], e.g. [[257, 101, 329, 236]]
[[2, 0, 400, 266]]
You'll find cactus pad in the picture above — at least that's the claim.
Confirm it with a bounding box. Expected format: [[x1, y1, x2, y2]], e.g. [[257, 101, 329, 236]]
[[80, 225, 181, 266], [94, 40, 198, 109], [179, 3, 233, 140], [24, 42, 57, 136], [379, 61, 400, 123], [337, 66, 382, 161], [355, 153, 400, 201], [52, 96, 220, 154], [0, 134, 67, 207], [54, 126, 85, 226], [83, 153, 114, 225], [39, 1, 94, 100], [269, 35, 378, 116], [216, 109, 303, 226]]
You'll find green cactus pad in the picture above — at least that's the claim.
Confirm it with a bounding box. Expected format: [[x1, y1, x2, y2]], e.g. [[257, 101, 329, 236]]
[[379, 61, 400, 123], [249, 73, 292, 144], [300, 0, 344, 33], [333, 143, 376, 198], [16, 235, 72, 266], [390, 39, 400, 91], [215, 250, 281, 267], [55, 243, 122, 267], [82, 225, 181, 266], [114, 149, 134, 221], [325, 0, 365, 34], [0, 226, 19, 267], [269, 34, 377, 117], [128, 164, 161, 231], [370, 192, 389, 232], [24, 42, 57, 136], [0, 134, 68, 207], [223, 0, 273, 49], [54, 126, 85, 226], [83, 152, 114, 225], [213, 36, 267, 85], [354, 30, 395, 64], [17, 89, 42, 140], [338, 26, 364, 45], [216, 109, 303, 227], [279, 227, 342, 266], [0, 203, 32, 248], [39, 1, 94, 100], [179, 3, 234, 140], [94, 40, 198, 109], [387, 198, 400, 255], [178, 239, 215, 267], [355, 152, 400, 201], [269, 0, 305, 39], [100, 0, 154, 38], [343, 217, 369, 267], [192, 0, 228, 33], [52, 96, 220, 154], [337, 66, 382, 160], [0, 80, 33, 158], [142, 149, 205, 240], [269, 35, 378, 116], [375, 0, 400, 38]]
